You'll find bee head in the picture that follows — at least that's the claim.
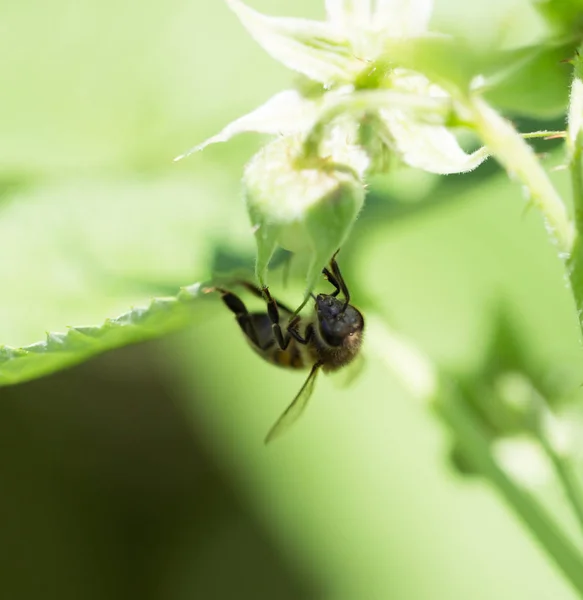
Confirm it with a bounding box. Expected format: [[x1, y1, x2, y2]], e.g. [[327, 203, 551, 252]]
[[315, 294, 364, 347]]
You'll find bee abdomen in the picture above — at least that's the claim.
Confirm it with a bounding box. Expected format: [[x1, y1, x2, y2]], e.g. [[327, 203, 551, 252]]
[[271, 346, 305, 369]]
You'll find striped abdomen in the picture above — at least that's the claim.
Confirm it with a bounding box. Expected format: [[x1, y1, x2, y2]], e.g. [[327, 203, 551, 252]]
[[244, 312, 311, 370]]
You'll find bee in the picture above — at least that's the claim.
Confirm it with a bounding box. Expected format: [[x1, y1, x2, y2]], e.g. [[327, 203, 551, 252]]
[[204, 253, 364, 443]]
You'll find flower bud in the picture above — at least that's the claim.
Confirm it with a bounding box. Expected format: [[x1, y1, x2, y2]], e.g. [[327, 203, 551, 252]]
[[243, 131, 368, 297]]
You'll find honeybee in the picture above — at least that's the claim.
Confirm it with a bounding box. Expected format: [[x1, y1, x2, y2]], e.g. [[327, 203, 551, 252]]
[[204, 253, 364, 443]]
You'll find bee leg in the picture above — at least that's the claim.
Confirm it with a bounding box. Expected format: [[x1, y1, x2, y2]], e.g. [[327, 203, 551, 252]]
[[288, 322, 314, 345], [205, 287, 265, 349], [234, 281, 294, 314], [262, 286, 302, 350], [322, 267, 341, 297], [329, 255, 350, 309]]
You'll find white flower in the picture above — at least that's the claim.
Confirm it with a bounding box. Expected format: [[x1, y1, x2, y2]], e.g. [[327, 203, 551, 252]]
[[177, 0, 487, 175]]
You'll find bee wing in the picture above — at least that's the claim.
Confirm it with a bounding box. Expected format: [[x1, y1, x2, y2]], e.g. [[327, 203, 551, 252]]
[[264, 362, 323, 444], [329, 353, 366, 389]]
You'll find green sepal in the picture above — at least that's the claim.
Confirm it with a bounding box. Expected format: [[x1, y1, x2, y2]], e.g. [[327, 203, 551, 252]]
[[301, 179, 364, 307]]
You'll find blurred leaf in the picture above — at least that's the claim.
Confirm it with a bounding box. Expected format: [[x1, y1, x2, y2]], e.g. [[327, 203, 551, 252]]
[[436, 385, 583, 597], [479, 307, 563, 399], [484, 42, 575, 118], [381, 35, 573, 118], [533, 0, 583, 39], [451, 306, 571, 445], [0, 0, 291, 173], [0, 172, 245, 347], [382, 35, 484, 92], [0, 284, 207, 386]]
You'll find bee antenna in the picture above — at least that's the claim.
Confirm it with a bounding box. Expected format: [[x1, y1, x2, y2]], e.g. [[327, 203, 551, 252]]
[[310, 293, 317, 301]]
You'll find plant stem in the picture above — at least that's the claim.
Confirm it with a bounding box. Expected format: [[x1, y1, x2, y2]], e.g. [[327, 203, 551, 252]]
[[373, 319, 583, 596], [437, 393, 583, 597], [468, 96, 583, 339], [374, 95, 583, 592], [530, 396, 583, 538], [541, 432, 583, 538], [467, 97, 574, 254], [566, 132, 583, 334], [570, 132, 583, 232], [521, 130, 565, 140]]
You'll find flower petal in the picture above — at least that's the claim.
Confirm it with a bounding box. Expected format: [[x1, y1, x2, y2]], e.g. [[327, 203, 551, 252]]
[[226, 0, 355, 83], [373, 0, 433, 36], [381, 109, 488, 174], [325, 0, 373, 28], [174, 90, 318, 160]]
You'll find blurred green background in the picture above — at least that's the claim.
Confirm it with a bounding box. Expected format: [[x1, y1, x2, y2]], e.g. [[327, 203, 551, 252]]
[[2, 0, 582, 598]]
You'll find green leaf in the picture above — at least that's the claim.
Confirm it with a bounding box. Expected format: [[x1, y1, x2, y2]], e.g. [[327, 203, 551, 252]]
[[484, 42, 575, 118], [381, 35, 484, 93], [380, 35, 573, 119], [0, 174, 241, 347], [0, 284, 207, 386]]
